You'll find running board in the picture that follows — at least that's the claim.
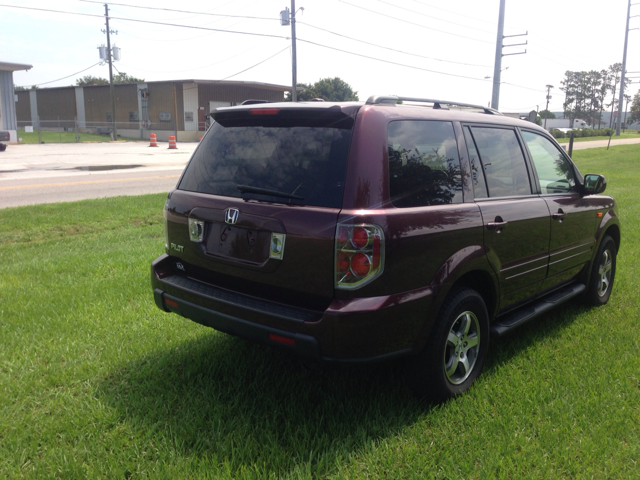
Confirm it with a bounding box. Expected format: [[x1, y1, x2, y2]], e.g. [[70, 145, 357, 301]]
[[491, 283, 586, 337]]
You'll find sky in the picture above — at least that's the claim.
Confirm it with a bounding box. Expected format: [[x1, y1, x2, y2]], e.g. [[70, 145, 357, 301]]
[[2, 0, 639, 114]]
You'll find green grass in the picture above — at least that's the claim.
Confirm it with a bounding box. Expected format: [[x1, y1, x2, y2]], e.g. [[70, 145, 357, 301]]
[[1, 145, 640, 478], [17, 129, 144, 144], [556, 131, 640, 143]]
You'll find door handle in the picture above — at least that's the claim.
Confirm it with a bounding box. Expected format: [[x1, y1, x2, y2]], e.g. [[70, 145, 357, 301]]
[[552, 209, 566, 221], [487, 216, 508, 231]]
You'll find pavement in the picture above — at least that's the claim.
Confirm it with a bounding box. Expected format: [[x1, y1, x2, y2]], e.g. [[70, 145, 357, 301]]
[[570, 137, 640, 150], [0, 141, 198, 181], [1, 136, 639, 181]]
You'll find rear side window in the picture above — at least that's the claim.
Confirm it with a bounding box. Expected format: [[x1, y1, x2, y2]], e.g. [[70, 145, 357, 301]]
[[467, 127, 531, 197], [178, 115, 353, 208], [463, 126, 488, 199], [388, 120, 463, 208]]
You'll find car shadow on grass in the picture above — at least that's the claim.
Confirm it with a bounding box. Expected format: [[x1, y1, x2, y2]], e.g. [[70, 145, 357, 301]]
[[96, 298, 592, 475], [482, 298, 592, 377], [96, 327, 429, 475]]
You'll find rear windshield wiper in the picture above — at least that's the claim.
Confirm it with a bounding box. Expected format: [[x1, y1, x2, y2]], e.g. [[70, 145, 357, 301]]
[[236, 184, 304, 201]]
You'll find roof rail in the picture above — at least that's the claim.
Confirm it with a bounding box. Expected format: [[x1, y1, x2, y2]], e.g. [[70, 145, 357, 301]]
[[365, 95, 501, 115], [241, 99, 270, 105]]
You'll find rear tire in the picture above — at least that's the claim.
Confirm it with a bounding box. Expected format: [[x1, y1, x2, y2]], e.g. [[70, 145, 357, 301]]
[[585, 235, 616, 306], [408, 288, 490, 402]]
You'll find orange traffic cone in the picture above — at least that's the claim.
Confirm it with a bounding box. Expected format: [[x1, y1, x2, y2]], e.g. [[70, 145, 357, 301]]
[[149, 133, 158, 147], [168, 135, 177, 149]]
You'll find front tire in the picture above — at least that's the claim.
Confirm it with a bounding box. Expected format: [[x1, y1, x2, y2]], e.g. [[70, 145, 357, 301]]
[[585, 235, 616, 306], [408, 288, 490, 402]]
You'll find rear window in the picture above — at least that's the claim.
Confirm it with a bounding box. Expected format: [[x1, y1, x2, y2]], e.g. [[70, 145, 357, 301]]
[[178, 112, 353, 208], [388, 120, 463, 208]]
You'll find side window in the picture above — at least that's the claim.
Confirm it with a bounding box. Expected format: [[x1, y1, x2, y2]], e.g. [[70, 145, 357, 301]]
[[469, 127, 531, 197], [463, 126, 488, 199], [521, 131, 577, 194], [388, 120, 463, 207]]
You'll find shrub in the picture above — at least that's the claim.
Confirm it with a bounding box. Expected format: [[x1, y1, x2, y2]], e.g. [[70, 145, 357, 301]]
[[550, 129, 565, 139]]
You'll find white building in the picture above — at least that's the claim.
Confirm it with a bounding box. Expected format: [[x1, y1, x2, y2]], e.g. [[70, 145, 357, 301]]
[[0, 61, 33, 143]]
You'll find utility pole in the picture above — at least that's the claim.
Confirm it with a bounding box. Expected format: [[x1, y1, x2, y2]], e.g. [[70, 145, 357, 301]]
[[490, 0, 505, 110], [280, 2, 299, 102], [544, 85, 553, 130], [490, 0, 527, 111], [291, 0, 297, 102], [103, 3, 117, 140], [616, 0, 638, 136]]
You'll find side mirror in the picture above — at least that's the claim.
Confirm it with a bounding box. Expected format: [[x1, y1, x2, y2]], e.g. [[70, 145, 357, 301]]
[[583, 174, 606, 195]]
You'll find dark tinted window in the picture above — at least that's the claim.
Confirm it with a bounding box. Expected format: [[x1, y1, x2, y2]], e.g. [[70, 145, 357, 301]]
[[463, 126, 488, 199], [178, 119, 353, 208], [468, 127, 531, 197], [388, 120, 462, 208], [521, 131, 577, 194]]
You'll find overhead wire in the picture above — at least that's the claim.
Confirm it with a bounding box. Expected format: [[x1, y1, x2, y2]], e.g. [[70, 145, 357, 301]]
[[377, 0, 495, 35], [338, 0, 494, 44], [297, 21, 492, 68], [77, 0, 277, 22], [2, 2, 550, 95], [0, 4, 290, 41], [17, 62, 102, 88]]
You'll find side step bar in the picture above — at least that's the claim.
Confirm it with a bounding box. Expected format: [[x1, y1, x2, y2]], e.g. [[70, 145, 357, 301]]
[[491, 283, 586, 337]]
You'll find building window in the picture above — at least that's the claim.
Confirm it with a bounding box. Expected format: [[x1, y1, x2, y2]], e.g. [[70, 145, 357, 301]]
[[129, 111, 139, 122], [184, 111, 194, 122], [159, 111, 171, 122], [106, 111, 112, 122]]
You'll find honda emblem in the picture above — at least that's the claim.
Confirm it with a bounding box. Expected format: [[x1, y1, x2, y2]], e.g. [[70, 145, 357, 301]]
[[224, 208, 239, 225]]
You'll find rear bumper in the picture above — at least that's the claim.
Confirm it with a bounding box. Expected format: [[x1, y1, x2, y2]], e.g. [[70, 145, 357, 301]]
[[151, 254, 435, 363]]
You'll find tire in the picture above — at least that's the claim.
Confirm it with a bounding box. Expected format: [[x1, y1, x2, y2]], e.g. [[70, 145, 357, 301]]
[[585, 235, 616, 306], [408, 288, 490, 402]]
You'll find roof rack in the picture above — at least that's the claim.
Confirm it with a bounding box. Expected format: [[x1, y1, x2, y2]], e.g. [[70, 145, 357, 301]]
[[365, 95, 501, 115], [241, 99, 270, 105]]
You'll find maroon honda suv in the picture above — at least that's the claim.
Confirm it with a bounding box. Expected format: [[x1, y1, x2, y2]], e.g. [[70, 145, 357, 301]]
[[151, 96, 620, 401]]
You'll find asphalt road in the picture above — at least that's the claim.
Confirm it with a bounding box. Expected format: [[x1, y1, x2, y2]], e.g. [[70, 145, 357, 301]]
[[0, 168, 183, 208], [1, 137, 639, 209], [0, 141, 197, 208]]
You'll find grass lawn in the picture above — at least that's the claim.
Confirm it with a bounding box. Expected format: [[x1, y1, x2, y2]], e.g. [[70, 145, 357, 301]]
[[17, 129, 144, 144], [1, 145, 639, 478], [556, 131, 640, 143]]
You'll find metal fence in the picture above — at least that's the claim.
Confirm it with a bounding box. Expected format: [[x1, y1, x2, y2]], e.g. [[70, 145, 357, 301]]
[[16, 117, 210, 143]]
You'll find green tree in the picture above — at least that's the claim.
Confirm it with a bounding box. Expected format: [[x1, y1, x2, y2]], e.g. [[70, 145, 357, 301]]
[[76, 75, 109, 86], [286, 77, 358, 102], [75, 72, 144, 86], [539, 109, 556, 119], [629, 90, 640, 125], [113, 72, 145, 83]]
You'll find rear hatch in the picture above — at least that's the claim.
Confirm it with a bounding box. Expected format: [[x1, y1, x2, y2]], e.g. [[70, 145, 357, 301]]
[[165, 102, 359, 311]]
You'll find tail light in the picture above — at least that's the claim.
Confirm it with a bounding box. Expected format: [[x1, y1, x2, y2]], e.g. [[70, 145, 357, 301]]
[[335, 223, 384, 289]]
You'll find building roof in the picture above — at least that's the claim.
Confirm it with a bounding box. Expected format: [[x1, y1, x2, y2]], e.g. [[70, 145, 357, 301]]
[[0, 61, 33, 72]]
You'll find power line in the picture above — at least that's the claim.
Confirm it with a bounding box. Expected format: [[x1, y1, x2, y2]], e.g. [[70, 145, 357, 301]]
[[411, 0, 498, 26], [0, 4, 290, 41], [78, 0, 277, 22], [221, 46, 290, 81], [17, 62, 102, 87], [378, 0, 495, 35], [297, 38, 491, 82], [338, 0, 494, 44], [3, 2, 548, 96], [297, 21, 492, 68]]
